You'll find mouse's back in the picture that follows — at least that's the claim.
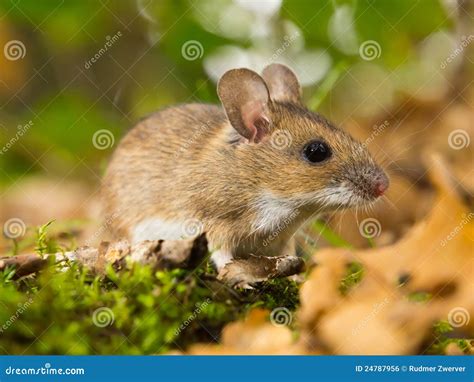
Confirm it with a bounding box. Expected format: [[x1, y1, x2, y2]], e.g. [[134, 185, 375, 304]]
[[101, 103, 229, 238]]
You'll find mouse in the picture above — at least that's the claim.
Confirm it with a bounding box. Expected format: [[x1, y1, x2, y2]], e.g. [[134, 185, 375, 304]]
[[101, 63, 389, 275]]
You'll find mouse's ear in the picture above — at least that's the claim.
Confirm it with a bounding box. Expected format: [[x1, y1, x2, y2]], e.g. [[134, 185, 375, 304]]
[[261, 63, 302, 104], [217, 68, 271, 143]]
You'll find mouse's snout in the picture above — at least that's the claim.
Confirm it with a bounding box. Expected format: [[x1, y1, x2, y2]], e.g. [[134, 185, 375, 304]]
[[345, 165, 390, 204], [371, 172, 389, 198]]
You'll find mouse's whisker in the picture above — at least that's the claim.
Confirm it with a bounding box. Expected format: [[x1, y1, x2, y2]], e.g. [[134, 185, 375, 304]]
[[381, 194, 397, 211]]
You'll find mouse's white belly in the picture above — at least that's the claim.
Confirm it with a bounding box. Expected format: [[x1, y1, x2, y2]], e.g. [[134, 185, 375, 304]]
[[131, 217, 191, 243]]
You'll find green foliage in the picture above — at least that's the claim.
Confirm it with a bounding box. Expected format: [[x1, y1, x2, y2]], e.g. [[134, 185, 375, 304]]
[[0, 252, 301, 355], [0, 221, 302, 355], [312, 220, 352, 248], [0, 0, 456, 184], [283, 0, 450, 64], [34, 220, 58, 256], [426, 320, 471, 355], [0, 0, 129, 48], [307, 61, 349, 110], [407, 291, 432, 303], [339, 261, 364, 295], [433, 320, 454, 334], [247, 278, 300, 312]]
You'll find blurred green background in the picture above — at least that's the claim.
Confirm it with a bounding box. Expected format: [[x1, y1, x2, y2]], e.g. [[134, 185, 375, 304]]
[[0, 0, 469, 187]]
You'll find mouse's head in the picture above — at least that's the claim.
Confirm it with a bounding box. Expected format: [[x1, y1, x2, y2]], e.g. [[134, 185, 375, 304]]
[[217, 64, 389, 211]]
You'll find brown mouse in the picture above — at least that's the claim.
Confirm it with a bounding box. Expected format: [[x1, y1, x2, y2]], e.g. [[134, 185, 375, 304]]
[[101, 64, 389, 272]]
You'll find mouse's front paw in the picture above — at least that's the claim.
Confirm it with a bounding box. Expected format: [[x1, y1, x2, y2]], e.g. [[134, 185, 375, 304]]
[[216, 254, 304, 288], [217, 260, 257, 289]]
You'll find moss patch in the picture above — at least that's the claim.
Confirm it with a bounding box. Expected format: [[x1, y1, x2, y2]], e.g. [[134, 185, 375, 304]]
[[339, 261, 364, 296], [426, 320, 472, 355], [0, 250, 300, 355]]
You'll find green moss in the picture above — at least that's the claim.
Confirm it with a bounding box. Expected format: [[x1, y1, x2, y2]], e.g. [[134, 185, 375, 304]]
[[248, 278, 300, 311], [339, 262, 364, 296], [34, 220, 58, 256], [407, 291, 432, 303], [0, 226, 301, 355], [426, 320, 471, 355]]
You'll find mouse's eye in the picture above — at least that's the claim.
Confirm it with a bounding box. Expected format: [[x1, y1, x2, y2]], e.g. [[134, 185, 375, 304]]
[[302, 140, 331, 163]]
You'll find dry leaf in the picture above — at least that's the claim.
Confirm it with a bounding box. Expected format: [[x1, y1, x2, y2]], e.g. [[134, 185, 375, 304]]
[[299, 153, 473, 355], [188, 309, 311, 355]]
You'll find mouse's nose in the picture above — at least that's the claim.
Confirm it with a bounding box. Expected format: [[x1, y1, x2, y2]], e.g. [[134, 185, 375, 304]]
[[372, 173, 389, 197]]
